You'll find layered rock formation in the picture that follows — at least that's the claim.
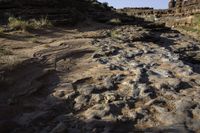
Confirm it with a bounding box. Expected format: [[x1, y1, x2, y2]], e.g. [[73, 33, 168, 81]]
[[118, 0, 200, 17], [169, 0, 200, 15]]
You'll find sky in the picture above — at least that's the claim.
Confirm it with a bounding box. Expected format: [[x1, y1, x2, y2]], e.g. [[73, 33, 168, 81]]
[[98, 0, 168, 9]]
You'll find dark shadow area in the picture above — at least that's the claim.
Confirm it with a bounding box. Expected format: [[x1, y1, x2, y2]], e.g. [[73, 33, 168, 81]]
[[0, 58, 61, 133], [0, 91, 193, 133]]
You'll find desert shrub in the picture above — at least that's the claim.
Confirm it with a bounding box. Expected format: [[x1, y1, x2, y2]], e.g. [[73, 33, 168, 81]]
[[8, 17, 53, 31], [108, 18, 122, 25], [8, 17, 30, 31], [31, 17, 53, 29]]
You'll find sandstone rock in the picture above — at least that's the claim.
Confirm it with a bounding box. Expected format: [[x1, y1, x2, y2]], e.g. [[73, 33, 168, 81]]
[[151, 69, 173, 78], [175, 98, 195, 113], [89, 94, 103, 104], [103, 77, 116, 90], [84, 104, 110, 119], [108, 63, 124, 71], [153, 106, 168, 114], [92, 52, 104, 59], [154, 78, 182, 91], [103, 92, 118, 103], [156, 112, 186, 125], [74, 95, 90, 110], [98, 57, 109, 64], [53, 83, 75, 100], [78, 85, 95, 96], [192, 107, 200, 119], [138, 84, 155, 98]]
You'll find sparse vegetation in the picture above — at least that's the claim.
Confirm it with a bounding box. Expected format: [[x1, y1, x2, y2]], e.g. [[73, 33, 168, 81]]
[[8, 17, 53, 31], [110, 30, 120, 39], [31, 17, 53, 29], [108, 18, 122, 25], [0, 26, 4, 33], [0, 46, 12, 56], [8, 17, 30, 31]]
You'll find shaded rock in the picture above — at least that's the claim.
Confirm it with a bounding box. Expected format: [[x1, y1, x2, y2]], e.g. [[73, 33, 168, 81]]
[[92, 52, 104, 59], [74, 95, 90, 110], [98, 57, 109, 64], [103, 77, 116, 90], [78, 85, 95, 96], [18, 111, 49, 126], [130, 83, 140, 98], [192, 107, 200, 120], [125, 51, 135, 59], [151, 69, 173, 78], [108, 64, 125, 71], [153, 106, 168, 114], [112, 74, 126, 82], [89, 94, 103, 104], [175, 98, 196, 113], [186, 120, 200, 131], [50, 122, 67, 133], [103, 92, 118, 103], [156, 112, 186, 125], [53, 83, 75, 100], [84, 104, 110, 119], [154, 78, 182, 92], [138, 84, 156, 98]]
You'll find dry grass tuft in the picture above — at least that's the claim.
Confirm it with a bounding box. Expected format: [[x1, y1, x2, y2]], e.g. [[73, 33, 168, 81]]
[[30, 17, 53, 29], [8, 17, 53, 31], [8, 17, 30, 31], [108, 18, 122, 25]]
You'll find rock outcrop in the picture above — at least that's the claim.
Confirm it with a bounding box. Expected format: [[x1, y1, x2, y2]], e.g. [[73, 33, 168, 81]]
[[118, 0, 200, 17]]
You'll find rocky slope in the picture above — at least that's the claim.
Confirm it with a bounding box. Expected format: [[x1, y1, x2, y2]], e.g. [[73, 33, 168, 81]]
[[0, 0, 113, 25], [0, 19, 200, 133]]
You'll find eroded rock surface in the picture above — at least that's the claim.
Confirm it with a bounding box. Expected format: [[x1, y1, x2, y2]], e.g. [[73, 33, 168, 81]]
[[0, 23, 200, 133]]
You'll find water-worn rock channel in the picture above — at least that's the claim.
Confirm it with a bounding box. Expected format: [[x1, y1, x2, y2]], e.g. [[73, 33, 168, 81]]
[[1, 23, 200, 133]]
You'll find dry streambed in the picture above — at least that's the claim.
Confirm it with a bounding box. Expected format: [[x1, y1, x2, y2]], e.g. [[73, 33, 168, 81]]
[[0, 24, 200, 133]]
